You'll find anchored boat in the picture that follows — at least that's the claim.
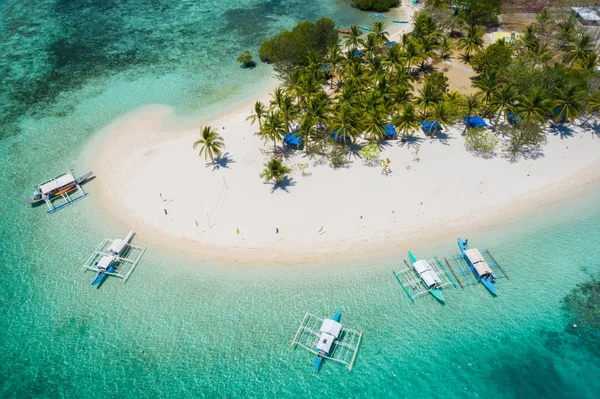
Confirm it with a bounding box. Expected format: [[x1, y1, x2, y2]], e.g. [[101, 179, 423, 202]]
[[458, 238, 497, 295], [26, 170, 94, 213], [393, 20, 409, 24], [408, 251, 445, 302], [91, 230, 135, 286], [314, 308, 342, 372]]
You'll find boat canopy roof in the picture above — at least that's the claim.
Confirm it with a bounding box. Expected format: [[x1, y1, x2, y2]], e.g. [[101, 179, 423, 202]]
[[39, 173, 75, 195], [320, 319, 342, 339], [96, 255, 115, 270], [316, 332, 336, 354], [413, 259, 441, 287], [465, 248, 493, 276], [109, 239, 127, 255]]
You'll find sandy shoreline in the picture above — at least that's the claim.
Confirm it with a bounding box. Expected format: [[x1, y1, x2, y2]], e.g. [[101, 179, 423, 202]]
[[85, 2, 600, 265]]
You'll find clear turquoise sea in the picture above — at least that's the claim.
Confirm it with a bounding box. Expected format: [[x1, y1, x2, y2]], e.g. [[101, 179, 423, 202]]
[[1, 1, 599, 398]]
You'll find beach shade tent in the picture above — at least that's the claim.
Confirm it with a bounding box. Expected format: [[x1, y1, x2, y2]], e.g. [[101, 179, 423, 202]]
[[464, 116, 488, 128], [284, 128, 303, 146], [323, 65, 331, 73], [385, 41, 397, 47], [331, 128, 352, 143], [384, 123, 396, 139], [354, 49, 364, 57], [420, 121, 443, 135], [508, 112, 522, 125]]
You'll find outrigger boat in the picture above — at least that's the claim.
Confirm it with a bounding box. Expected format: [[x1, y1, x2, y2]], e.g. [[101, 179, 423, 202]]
[[26, 170, 94, 213], [359, 25, 373, 32], [408, 251, 445, 302], [314, 308, 342, 372], [458, 238, 497, 295], [393, 20, 409, 24], [91, 230, 135, 287]]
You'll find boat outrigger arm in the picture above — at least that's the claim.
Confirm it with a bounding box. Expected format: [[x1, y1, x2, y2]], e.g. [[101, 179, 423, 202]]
[[26, 170, 94, 213]]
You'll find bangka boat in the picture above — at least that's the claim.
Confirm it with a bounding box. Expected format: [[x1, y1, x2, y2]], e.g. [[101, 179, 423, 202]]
[[91, 230, 135, 287], [314, 308, 342, 373], [458, 238, 498, 295], [26, 170, 94, 213], [393, 20, 409, 24], [359, 25, 373, 32], [337, 29, 351, 35], [368, 13, 386, 19], [408, 251, 445, 302]]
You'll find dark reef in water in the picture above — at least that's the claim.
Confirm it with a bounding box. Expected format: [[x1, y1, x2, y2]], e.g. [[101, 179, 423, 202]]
[[562, 273, 600, 357]]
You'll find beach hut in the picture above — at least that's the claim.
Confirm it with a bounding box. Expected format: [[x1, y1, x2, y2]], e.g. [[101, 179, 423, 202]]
[[384, 123, 396, 139], [572, 7, 600, 25], [464, 116, 488, 128], [284, 127, 303, 147], [420, 121, 443, 135]]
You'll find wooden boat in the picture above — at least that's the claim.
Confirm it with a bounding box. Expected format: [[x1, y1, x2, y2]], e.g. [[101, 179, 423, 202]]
[[91, 231, 135, 287], [408, 251, 445, 302], [337, 29, 351, 35], [314, 308, 341, 372], [26, 171, 94, 214], [458, 238, 498, 295]]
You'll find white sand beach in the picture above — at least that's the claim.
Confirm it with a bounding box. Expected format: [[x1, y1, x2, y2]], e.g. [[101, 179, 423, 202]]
[[89, 100, 600, 264], [86, 2, 600, 264]]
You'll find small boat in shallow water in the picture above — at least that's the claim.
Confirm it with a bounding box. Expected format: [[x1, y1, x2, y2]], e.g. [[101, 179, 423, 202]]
[[26, 170, 94, 213], [91, 230, 135, 287], [393, 20, 409, 24], [408, 251, 445, 302], [458, 238, 498, 295], [338, 29, 351, 35], [359, 25, 373, 32], [314, 308, 341, 372]]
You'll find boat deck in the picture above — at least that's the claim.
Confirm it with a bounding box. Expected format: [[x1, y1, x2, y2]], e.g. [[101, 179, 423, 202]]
[[81, 238, 146, 283], [290, 312, 363, 371], [393, 256, 457, 302], [445, 249, 509, 287]]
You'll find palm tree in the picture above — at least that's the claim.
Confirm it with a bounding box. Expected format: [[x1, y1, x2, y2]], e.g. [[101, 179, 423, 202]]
[[536, 8, 550, 38], [193, 126, 225, 164], [279, 95, 296, 132], [428, 101, 453, 136], [438, 37, 453, 60], [260, 158, 291, 185], [582, 90, 600, 125], [363, 33, 380, 60], [489, 84, 518, 124], [461, 94, 481, 134], [415, 83, 439, 115], [517, 87, 552, 125], [555, 17, 577, 51], [457, 25, 484, 59], [528, 41, 552, 70], [326, 45, 344, 88], [246, 101, 266, 129], [260, 111, 286, 151], [270, 87, 285, 110], [330, 104, 360, 144], [392, 103, 420, 140], [387, 85, 413, 115], [553, 84, 586, 123], [345, 25, 363, 50], [579, 51, 599, 71], [473, 70, 499, 107], [372, 21, 389, 47], [417, 35, 437, 70], [362, 104, 387, 142], [564, 34, 594, 67], [403, 40, 421, 71]]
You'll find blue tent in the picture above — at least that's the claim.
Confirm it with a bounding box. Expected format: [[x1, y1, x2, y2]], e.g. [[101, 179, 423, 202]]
[[354, 49, 364, 57], [384, 123, 396, 138], [464, 116, 488, 128], [284, 128, 303, 146], [420, 121, 443, 134], [385, 41, 397, 47], [332, 128, 351, 142], [508, 112, 522, 125], [323, 65, 331, 73]]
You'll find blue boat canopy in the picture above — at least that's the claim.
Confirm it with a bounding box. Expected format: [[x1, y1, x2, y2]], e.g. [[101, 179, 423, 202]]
[[508, 112, 522, 125], [284, 127, 303, 146], [385, 41, 397, 47], [464, 116, 487, 128], [420, 121, 443, 133], [384, 123, 396, 138]]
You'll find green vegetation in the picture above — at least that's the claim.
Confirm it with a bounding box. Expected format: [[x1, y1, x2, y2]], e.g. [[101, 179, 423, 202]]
[[260, 158, 291, 185], [236, 50, 256, 68], [351, 0, 399, 12], [193, 126, 225, 164], [250, 5, 600, 168], [258, 18, 338, 78]]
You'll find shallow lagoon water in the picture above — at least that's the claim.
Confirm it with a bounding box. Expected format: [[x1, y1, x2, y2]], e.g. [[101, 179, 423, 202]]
[[1, 1, 599, 397]]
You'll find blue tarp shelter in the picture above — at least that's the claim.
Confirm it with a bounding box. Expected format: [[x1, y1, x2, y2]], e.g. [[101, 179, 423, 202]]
[[508, 112, 522, 125], [323, 65, 331, 73], [284, 128, 303, 146], [420, 121, 443, 134], [384, 123, 396, 138], [354, 49, 364, 57], [385, 41, 397, 47], [332, 128, 351, 142], [464, 116, 488, 128]]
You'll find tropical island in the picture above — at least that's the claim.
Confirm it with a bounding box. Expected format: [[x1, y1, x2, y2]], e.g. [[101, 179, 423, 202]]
[[92, 0, 600, 264]]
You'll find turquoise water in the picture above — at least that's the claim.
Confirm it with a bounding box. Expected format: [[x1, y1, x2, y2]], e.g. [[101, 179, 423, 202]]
[[1, 0, 599, 397]]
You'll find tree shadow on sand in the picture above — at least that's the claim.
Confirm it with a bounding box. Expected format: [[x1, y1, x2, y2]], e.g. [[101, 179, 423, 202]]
[[426, 131, 453, 145], [270, 176, 295, 193], [209, 152, 235, 170], [548, 123, 576, 139], [398, 135, 424, 149], [582, 120, 600, 138]]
